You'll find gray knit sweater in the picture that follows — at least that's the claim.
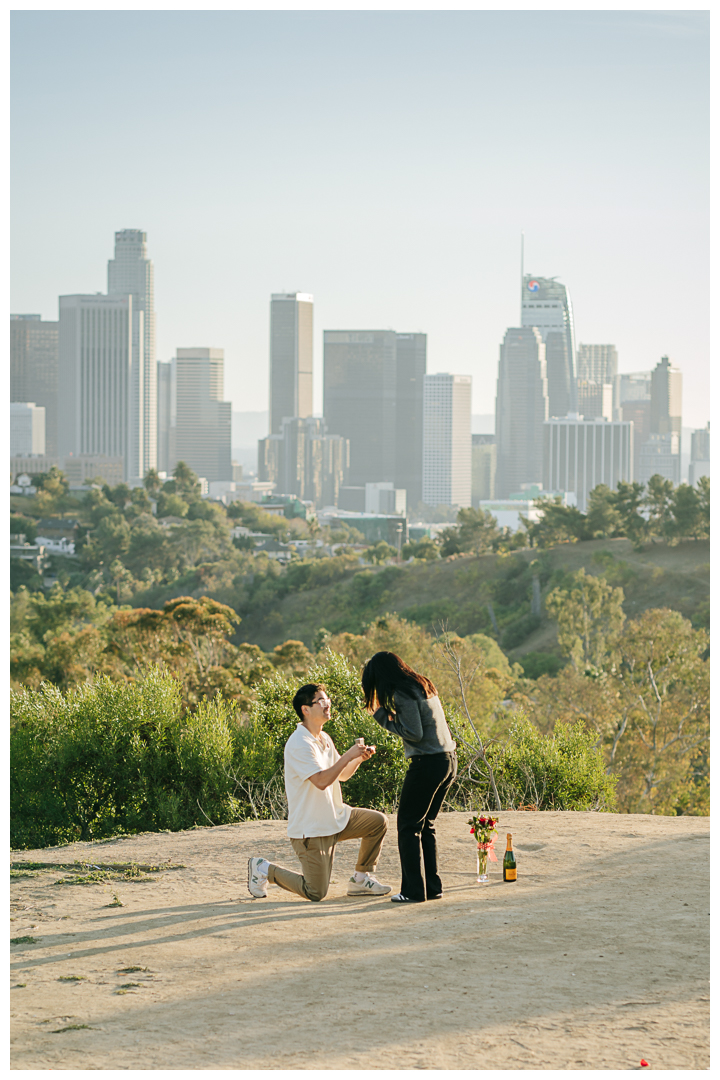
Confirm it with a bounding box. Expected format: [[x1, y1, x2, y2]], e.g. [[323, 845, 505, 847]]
[[373, 687, 456, 759]]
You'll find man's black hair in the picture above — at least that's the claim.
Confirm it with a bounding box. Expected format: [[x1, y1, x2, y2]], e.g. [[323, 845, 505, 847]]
[[292, 682, 327, 721]]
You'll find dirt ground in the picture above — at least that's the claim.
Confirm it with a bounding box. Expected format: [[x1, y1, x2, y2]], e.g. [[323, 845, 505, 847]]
[[10, 810, 709, 1070]]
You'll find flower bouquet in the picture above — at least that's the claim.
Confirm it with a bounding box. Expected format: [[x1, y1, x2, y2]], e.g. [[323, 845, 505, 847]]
[[468, 813, 498, 883]]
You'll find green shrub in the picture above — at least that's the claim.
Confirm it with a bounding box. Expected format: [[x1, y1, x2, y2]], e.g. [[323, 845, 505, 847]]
[[10, 667, 241, 848], [486, 716, 617, 811], [518, 651, 565, 680], [501, 613, 541, 650]]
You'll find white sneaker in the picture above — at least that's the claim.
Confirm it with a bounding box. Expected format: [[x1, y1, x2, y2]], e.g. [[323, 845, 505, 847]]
[[247, 857, 268, 898], [347, 874, 392, 896]]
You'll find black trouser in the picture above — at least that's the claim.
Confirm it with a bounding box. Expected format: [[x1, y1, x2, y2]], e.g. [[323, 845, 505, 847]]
[[397, 750, 458, 902]]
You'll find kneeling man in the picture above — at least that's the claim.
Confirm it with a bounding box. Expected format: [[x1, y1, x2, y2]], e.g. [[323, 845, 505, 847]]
[[248, 682, 391, 901]]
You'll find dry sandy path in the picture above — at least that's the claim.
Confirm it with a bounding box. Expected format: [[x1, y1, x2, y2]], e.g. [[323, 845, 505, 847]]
[[10, 810, 709, 1070]]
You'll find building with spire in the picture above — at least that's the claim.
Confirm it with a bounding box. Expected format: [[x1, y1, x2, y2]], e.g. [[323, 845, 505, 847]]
[[521, 274, 576, 418]]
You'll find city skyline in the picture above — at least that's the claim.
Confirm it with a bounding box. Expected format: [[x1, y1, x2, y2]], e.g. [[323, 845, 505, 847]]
[[10, 9, 709, 429]]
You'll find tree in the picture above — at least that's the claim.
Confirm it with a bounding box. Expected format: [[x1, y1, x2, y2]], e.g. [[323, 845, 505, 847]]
[[669, 483, 703, 540], [143, 468, 163, 498], [645, 474, 674, 540], [526, 607, 709, 815], [585, 484, 622, 539], [522, 497, 588, 547], [401, 536, 440, 561], [612, 481, 647, 548], [696, 476, 710, 536], [364, 541, 397, 564], [10, 513, 38, 543], [157, 492, 189, 518], [172, 461, 202, 500], [610, 609, 709, 814], [459, 507, 501, 551], [545, 568, 625, 672], [105, 595, 244, 707], [103, 482, 133, 510]]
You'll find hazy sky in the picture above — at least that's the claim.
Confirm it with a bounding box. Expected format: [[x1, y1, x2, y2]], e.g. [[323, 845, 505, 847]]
[[10, 7, 710, 428]]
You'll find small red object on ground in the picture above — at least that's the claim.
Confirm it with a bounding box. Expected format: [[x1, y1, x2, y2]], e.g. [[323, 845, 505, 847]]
[[640, 1060, 649, 1068]]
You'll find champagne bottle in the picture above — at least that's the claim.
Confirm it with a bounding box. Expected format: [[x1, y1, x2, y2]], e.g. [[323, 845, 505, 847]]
[[503, 833, 517, 882]]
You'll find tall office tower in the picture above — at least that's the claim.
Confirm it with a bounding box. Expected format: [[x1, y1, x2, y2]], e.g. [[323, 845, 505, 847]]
[[258, 416, 349, 506], [521, 275, 576, 417], [577, 380, 613, 421], [10, 314, 59, 455], [577, 344, 618, 383], [394, 333, 426, 506], [269, 293, 313, 433], [689, 423, 710, 486], [156, 360, 175, 475], [617, 371, 652, 477], [638, 433, 681, 485], [422, 374, 472, 508], [471, 434, 496, 504], [172, 348, 232, 482], [578, 343, 619, 416], [617, 371, 651, 405], [323, 329, 426, 500], [543, 417, 634, 513], [10, 402, 46, 456], [650, 356, 682, 437], [58, 294, 139, 480], [495, 327, 548, 497], [108, 229, 157, 474]]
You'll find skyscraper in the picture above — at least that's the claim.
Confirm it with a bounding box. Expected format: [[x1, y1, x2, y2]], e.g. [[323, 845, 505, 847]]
[[394, 333, 427, 507], [172, 348, 232, 482], [269, 293, 313, 433], [689, 423, 709, 486], [495, 327, 548, 497], [258, 416, 349, 506], [422, 374, 472, 508], [472, 434, 496, 504], [577, 344, 618, 384], [650, 356, 682, 437], [543, 416, 634, 513], [156, 360, 175, 476], [647, 355, 682, 483], [323, 329, 426, 502], [577, 380, 613, 421], [57, 294, 139, 480], [617, 371, 652, 477], [107, 230, 157, 474], [10, 314, 59, 455], [521, 275, 576, 417], [10, 402, 46, 456]]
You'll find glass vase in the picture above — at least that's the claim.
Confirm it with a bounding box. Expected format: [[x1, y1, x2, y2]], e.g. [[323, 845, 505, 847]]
[[476, 846, 489, 883]]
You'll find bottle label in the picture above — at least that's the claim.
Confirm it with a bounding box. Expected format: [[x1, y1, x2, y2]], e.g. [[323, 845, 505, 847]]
[[504, 869, 517, 881]]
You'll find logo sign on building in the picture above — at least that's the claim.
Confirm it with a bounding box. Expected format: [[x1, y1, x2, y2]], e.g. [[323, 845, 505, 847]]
[[527, 280, 540, 292]]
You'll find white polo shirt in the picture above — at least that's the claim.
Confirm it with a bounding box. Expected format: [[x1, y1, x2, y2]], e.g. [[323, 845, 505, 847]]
[[284, 723, 352, 839]]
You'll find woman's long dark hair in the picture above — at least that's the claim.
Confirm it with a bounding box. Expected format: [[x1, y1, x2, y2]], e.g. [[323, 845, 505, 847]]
[[361, 651, 437, 713]]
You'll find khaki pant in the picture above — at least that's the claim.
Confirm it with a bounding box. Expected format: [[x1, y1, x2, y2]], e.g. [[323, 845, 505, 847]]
[[267, 807, 388, 902]]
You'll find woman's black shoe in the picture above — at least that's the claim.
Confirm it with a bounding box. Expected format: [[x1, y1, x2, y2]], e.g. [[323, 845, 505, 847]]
[[390, 893, 423, 903], [427, 892, 443, 900]]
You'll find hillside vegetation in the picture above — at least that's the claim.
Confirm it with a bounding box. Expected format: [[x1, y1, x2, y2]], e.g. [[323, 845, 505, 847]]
[[233, 536, 710, 655]]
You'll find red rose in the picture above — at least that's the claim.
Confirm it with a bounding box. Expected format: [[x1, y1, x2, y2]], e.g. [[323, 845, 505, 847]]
[[640, 1061, 649, 1068], [470, 827, 475, 834]]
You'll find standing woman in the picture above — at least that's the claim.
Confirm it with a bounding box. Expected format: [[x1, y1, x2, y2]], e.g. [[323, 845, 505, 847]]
[[362, 652, 457, 903]]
